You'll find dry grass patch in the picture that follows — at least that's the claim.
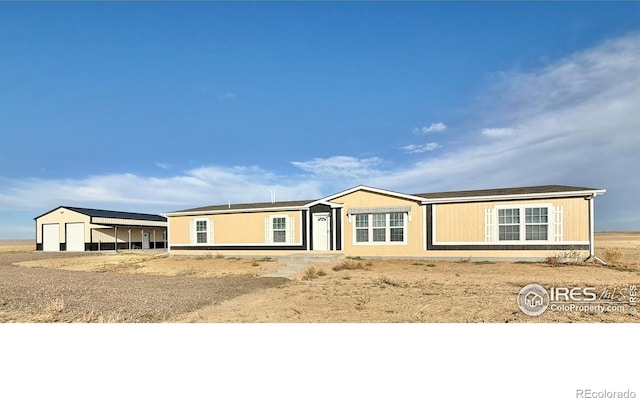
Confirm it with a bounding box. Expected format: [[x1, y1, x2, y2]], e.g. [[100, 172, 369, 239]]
[[302, 266, 327, 280], [15, 253, 282, 278], [332, 259, 372, 271]]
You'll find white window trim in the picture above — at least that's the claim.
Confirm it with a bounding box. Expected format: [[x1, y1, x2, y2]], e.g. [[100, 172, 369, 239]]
[[350, 212, 408, 246], [265, 215, 295, 245], [493, 204, 554, 243], [190, 218, 213, 245]]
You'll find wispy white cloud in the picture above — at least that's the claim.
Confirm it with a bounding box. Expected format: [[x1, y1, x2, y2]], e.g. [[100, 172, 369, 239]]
[[480, 128, 514, 138], [1, 34, 638, 234], [402, 143, 441, 153], [291, 156, 383, 179], [371, 33, 640, 229], [412, 122, 447, 134], [0, 166, 322, 215], [155, 161, 171, 169], [217, 93, 237, 100]]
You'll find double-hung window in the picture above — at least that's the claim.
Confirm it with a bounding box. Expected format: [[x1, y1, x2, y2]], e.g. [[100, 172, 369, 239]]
[[355, 214, 369, 243], [498, 209, 520, 241], [265, 215, 294, 244], [493, 206, 552, 242], [353, 212, 406, 245], [525, 207, 548, 240], [190, 218, 212, 245], [272, 217, 287, 243], [196, 220, 208, 244]]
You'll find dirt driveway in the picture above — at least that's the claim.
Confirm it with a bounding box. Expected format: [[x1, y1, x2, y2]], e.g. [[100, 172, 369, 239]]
[[0, 252, 287, 322]]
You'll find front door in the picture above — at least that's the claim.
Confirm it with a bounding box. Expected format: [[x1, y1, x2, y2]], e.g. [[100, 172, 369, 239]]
[[312, 214, 330, 250]]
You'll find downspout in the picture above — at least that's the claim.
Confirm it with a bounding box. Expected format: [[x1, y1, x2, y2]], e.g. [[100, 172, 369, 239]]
[[587, 193, 606, 265]]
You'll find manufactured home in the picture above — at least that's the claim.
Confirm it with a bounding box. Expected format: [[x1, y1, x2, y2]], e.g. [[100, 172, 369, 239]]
[[35, 206, 167, 252], [164, 185, 605, 261]]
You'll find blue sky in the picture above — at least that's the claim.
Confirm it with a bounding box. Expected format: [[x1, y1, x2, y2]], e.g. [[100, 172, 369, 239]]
[[0, 2, 639, 239]]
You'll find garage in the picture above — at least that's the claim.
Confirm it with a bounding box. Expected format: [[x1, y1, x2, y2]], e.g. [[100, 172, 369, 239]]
[[66, 223, 85, 252], [35, 206, 167, 252], [42, 224, 60, 252]]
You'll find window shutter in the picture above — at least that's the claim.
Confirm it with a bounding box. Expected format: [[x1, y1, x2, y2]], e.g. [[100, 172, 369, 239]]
[[287, 216, 294, 244], [189, 220, 196, 244], [484, 208, 494, 242], [265, 218, 272, 244], [207, 219, 214, 244], [554, 206, 563, 242]]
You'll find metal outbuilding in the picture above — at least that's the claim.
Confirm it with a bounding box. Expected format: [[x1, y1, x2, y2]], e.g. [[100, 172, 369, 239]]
[[35, 206, 167, 252]]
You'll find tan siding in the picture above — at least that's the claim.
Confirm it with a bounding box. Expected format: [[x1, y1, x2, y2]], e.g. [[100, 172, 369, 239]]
[[434, 202, 485, 242], [330, 190, 424, 257], [36, 208, 91, 243], [434, 197, 589, 243], [169, 210, 302, 245], [91, 227, 166, 244]]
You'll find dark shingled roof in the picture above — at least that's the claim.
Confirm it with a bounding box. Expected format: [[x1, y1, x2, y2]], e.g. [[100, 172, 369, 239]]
[[64, 206, 166, 222], [412, 185, 600, 199], [174, 199, 314, 213], [168, 185, 602, 214]]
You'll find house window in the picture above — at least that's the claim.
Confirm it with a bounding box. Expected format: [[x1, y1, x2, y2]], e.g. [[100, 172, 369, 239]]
[[190, 218, 212, 245], [196, 220, 208, 244], [486, 204, 557, 243], [352, 212, 406, 245], [372, 214, 386, 242], [265, 215, 295, 244], [355, 214, 369, 242], [498, 209, 520, 241], [390, 212, 404, 242], [273, 217, 286, 243], [525, 207, 548, 240]]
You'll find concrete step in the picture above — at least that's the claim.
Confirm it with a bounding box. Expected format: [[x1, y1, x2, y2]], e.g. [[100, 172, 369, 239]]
[[263, 253, 344, 278]]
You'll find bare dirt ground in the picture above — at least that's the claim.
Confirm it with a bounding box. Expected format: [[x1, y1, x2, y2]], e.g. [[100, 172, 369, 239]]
[[1, 232, 638, 323]]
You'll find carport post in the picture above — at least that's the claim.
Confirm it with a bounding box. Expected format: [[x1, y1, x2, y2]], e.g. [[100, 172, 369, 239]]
[[128, 229, 131, 250], [115, 227, 118, 252], [141, 229, 144, 250], [153, 230, 156, 249]]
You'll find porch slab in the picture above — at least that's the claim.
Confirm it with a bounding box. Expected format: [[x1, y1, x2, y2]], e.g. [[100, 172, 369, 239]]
[[263, 253, 344, 278]]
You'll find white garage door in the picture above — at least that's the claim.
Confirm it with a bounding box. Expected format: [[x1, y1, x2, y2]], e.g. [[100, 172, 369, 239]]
[[43, 224, 60, 252], [66, 223, 85, 252]]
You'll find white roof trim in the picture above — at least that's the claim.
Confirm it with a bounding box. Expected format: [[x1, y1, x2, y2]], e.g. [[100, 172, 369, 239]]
[[307, 185, 426, 207], [421, 189, 607, 204], [164, 205, 308, 217]]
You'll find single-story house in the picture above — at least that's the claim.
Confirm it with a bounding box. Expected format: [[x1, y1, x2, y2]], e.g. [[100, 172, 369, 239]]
[[163, 185, 605, 261], [35, 206, 167, 252]]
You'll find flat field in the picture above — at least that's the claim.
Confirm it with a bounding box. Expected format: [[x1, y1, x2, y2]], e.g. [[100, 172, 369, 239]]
[[1, 232, 638, 322]]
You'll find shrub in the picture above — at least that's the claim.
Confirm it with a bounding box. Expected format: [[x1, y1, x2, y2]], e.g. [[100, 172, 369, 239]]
[[332, 259, 369, 271], [302, 266, 320, 280]]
